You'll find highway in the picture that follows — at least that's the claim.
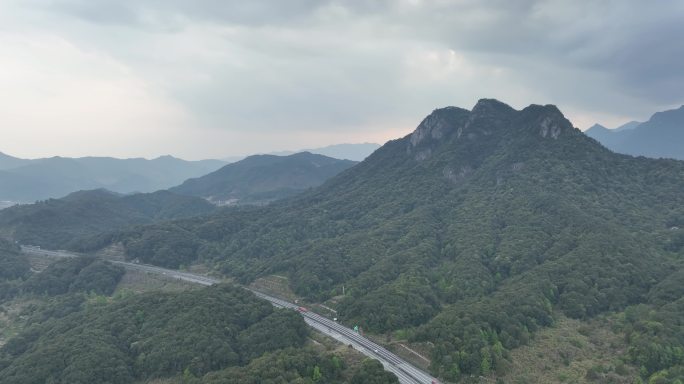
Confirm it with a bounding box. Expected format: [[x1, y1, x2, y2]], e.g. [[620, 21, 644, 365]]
[[21, 246, 439, 384]]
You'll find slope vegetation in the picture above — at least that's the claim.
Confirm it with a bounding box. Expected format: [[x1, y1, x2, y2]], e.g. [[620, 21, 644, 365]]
[[0, 189, 215, 249], [90, 99, 684, 382], [171, 152, 357, 205]]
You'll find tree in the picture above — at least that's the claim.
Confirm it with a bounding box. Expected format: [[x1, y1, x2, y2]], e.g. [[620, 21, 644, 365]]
[[312, 365, 322, 381]]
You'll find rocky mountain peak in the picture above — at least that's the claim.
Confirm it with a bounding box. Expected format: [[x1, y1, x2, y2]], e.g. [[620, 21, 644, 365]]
[[406, 100, 578, 161], [518, 104, 574, 140], [470, 98, 516, 118], [409, 107, 469, 148]]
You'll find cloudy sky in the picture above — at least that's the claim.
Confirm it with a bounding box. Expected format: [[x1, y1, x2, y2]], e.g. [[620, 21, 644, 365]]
[[1, 0, 682, 160]]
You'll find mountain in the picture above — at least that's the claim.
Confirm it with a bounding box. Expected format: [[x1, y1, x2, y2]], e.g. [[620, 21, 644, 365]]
[[617, 105, 684, 159], [0, 152, 31, 170], [584, 120, 641, 148], [586, 105, 684, 160], [303, 143, 381, 161], [0, 189, 216, 249], [584, 123, 619, 146], [0, 277, 396, 384], [170, 152, 357, 205], [228, 143, 382, 163], [0, 154, 226, 202], [614, 120, 641, 132], [99, 99, 684, 382]]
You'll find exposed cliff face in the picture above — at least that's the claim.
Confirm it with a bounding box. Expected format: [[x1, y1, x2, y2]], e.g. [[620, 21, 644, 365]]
[[408, 106, 470, 161], [518, 104, 575, 140], [406, 99, 578, 163], [409, 106, 468, 147]]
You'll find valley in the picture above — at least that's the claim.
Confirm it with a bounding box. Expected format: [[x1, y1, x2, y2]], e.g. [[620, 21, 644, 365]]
[[3, 98, 682, 383], [0, 242, 401, 384], [19, 246, 436, 384], [3, 3, 681, 382]]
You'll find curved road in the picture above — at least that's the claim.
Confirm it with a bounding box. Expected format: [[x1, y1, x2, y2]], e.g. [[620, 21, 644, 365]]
[[21, 246, 439, 384]]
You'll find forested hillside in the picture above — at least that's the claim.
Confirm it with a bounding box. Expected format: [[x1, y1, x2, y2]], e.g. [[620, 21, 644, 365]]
[[0, 239, 28, 282], [0, 246, 398, 383], [171, 152, 357, 205], [0, 284, 306, 383], [99, 99, 684, 382], [0, 189, 215, 249], [0, 280, 398, 384], [0, 253, 125, 304]]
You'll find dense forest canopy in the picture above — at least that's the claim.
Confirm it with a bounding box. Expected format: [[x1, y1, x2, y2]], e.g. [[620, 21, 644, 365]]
[[0, 189, 215, 249], [0, 239, 30, 301], [86, 99, 684, 382], [585, 105, 684, 161], [0, 238, 29, 281], [21, 256, 125, 297], [1, 252, 399, 383], [0, 254, 125, 304], [0, 282, 399, 384], [0, 284, 309, 383]]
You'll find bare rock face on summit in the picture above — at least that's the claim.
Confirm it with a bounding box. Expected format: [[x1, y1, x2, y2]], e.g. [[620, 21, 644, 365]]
[[407, 99, 574, 162]]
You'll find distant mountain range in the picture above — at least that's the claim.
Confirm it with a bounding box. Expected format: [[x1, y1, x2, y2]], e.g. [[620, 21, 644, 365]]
[[585, 105, 684, 159], [0, 153, 226, 202], [0, 144, 380, 203], [224, 143, 381, 163], [0, 152, 357, 252], [171, 152, 357, 205]]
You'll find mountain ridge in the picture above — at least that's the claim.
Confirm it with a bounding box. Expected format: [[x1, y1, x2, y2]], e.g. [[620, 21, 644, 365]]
[[0, 189, 216, 250], [0, 154, 226, 202], [170, 152, 357, 205], [10, 98, 684, 382], [586, 105, 684, 160], [231, 143, 382, 162]]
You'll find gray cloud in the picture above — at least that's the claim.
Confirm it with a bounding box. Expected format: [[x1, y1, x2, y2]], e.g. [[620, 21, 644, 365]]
[[0, 0, 682, 159]]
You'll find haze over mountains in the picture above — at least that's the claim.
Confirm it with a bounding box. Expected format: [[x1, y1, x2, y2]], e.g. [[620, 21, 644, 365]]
[[70, 98, 684, 382], [0, 153, 226, 202], [2, 98, 684, 382], [267, 143, 382, 161], [3, 1, 683, 382], [171, 152, 357, 205], [0, 144, 378, 204], [586, 105, 684, 160], [584, 121, 641, 148], [0, 151, 358, 252], [222, 143, 381, 163]]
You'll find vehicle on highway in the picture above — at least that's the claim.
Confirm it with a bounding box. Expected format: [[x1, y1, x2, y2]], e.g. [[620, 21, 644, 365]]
[[297, 306, 308, 312]]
